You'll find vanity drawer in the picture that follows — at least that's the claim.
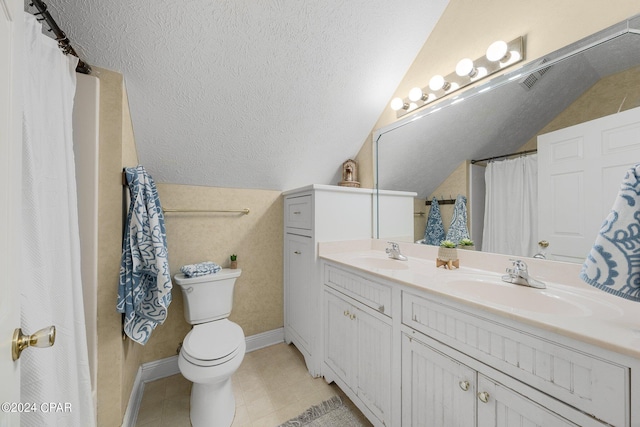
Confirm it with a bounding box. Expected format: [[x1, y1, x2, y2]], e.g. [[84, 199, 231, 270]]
[[285, 195, 312, 230], [402, 291, 629, 427], [324, 264, 392, 317]]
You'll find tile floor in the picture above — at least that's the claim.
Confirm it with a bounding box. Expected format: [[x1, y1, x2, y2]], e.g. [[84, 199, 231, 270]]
[[135, 342, 372, 427]]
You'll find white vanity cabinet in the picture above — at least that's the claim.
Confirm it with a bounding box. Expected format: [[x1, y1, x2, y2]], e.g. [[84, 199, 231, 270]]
[[283, 185, 372, 376], [323, 264, 394, 427], [402, 332, 603, 427], [317, 253, 638, 427], [402, 291, 628, 427]]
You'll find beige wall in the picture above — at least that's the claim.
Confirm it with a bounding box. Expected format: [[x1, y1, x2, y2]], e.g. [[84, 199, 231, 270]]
[[95, 67, 130, 426], [120, 83, 143, 421], [357, 0, 640, 187], [142, 184, 283, 363]]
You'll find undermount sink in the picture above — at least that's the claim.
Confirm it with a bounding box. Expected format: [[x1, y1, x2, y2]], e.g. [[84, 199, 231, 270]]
[[350, 256, 410, 271], [445, 277, 623, 318]]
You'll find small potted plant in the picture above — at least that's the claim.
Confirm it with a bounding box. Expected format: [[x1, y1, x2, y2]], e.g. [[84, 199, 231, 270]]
[[230, 254, 238, 269], [438, 240, 458, 262], [458, 238, 475, 250]]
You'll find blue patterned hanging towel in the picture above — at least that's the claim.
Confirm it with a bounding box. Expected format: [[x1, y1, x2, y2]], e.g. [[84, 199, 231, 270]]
[[424, 197, 446, 245], [445, 195, 470, 245], [580, 164, 640, 302], [117, 166, 173, 344]]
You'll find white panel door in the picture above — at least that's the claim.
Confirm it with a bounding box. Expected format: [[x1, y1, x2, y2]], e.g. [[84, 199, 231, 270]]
[[401, 335, 476, 427], [538, 107, 640, 262], [0, 0, 22, 424], [476, 374, 579, 427]]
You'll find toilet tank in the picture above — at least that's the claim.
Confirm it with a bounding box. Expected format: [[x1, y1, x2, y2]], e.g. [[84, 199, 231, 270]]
[[174, 268, 241, 324]]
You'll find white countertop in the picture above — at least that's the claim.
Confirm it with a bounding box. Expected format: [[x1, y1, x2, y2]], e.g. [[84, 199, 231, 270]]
[[319, 239, 640, 360]]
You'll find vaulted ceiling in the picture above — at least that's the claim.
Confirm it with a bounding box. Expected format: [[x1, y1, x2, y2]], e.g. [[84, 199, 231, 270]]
[[43, 0, 449, 190]]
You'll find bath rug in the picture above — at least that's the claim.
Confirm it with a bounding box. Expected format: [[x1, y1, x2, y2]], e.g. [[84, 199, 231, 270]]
[[278, 395, 369, 426]]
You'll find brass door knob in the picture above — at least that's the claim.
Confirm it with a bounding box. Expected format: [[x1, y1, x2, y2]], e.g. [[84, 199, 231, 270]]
[[538, 240, 549, 248], [12, 326, 56, 361]]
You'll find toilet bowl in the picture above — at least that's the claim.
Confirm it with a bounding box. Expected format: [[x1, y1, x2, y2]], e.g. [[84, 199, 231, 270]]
[[174, 269, 245, 427]]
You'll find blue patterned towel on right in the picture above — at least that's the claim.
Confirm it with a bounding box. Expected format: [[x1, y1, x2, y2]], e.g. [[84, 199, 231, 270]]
[[580, 164, 640, 302], [445, 195, 470, 245], [181, 261, 222, 277]]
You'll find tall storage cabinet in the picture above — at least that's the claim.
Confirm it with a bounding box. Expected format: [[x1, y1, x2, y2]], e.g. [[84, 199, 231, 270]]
[[283, 185, 372, 376]]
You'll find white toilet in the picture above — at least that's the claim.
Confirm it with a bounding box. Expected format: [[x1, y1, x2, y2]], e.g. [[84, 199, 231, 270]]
[[174, 268, 245, 427]]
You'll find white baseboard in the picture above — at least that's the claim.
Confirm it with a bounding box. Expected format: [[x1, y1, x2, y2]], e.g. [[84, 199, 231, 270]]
[[121, 367, 144, 427], [121, 327, 285, 427], [245, 327, 284, 352]]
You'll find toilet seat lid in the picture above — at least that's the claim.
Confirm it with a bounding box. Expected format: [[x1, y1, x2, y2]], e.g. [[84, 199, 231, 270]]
[[182, 320, 244, 367]]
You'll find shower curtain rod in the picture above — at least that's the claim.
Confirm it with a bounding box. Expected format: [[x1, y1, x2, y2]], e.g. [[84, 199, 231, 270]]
[[29, 0, 92, 74], [470, 149, 538, 164]]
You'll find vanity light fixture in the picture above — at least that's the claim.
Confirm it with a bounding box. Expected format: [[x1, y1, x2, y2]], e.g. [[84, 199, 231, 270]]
[[390, 36, 524, 118]]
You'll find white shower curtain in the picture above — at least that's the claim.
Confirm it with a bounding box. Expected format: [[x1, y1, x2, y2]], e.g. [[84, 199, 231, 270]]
[[20, 13, 96, 427], [482, 155, 538, 258]]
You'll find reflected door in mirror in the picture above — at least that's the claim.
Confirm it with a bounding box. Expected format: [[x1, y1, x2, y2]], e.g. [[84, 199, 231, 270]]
[[538, 106, 640, 263]]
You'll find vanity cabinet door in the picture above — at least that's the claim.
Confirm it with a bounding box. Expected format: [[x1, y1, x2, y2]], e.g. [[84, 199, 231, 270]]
[[355, 306, 392, 425], [402, 333, 476, 427], [284, 233, 313, 354], [324, 289, 393, 426], [476, 374, 580, 427], [324, 290, 354, 386]]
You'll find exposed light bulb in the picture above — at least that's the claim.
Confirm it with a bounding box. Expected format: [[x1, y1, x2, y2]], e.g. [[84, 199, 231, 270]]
[[390, 97, 408, 111], [455, 58, 477, 78], [486, 40, 508, 62], [429, 75, 450, 91], [501, 50, 522, 66], [408, 87, 424, 102], [474, 67, 488, 79]]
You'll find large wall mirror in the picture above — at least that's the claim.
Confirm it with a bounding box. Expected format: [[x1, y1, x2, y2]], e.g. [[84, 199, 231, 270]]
[[374, 15, 640, 262]]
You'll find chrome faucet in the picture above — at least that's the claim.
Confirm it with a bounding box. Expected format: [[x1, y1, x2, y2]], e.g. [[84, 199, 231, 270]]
[[385, 242, 408, 261], [502, 259, 546, 289]]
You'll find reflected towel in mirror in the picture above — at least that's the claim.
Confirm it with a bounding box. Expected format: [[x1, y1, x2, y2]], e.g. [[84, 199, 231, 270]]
[[445, 195, 470, 245], [424, 197, 446, 245]]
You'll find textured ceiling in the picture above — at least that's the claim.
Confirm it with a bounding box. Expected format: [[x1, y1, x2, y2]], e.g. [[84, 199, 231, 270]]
[[42, 0, 449, 190]]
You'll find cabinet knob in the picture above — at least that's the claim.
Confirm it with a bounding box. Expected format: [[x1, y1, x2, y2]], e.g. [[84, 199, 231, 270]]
[[293, 211, 301, 215], [344, 310, 349, 317], [378, 305, 385, 313], [477, 391, 490, 403], [459, 380, 470, 391], [350, 314, 356, 320], [294, 251, 302, 255]]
